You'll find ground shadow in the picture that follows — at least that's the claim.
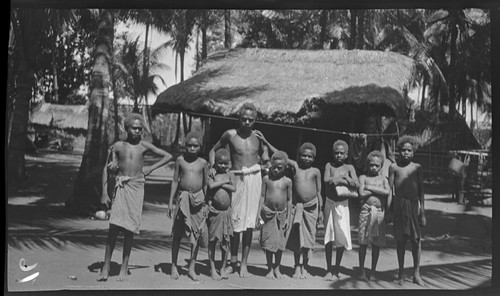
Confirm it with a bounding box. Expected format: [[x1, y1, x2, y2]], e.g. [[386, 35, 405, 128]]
[[329, 258, 491, 289]]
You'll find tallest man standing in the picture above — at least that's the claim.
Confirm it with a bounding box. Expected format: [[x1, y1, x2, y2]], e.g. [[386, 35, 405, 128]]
[[209, 102, 270, 277]]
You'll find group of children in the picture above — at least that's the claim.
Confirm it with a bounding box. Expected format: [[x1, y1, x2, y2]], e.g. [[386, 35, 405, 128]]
[[98, 111, 426, 287]]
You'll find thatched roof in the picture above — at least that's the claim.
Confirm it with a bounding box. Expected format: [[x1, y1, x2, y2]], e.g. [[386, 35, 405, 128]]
[[30, 103, 88, 130], [153, 48, 417, 121]]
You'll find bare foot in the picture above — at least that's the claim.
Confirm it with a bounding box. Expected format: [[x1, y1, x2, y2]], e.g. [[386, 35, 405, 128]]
[[359, 270, 368, 281], [301, 266, 310, 279], [324, 271, 333, 281], [413, 274, 427, 287], [274, 267, 283, 279], [97, 267, 109, 282], [220, 269, 229, 279], [225, 264, 235, 274], [293, 266, 302, 279], [239, 265, 251, 278], [210, 269, 221, 281], [170, 265, 180, 280], [396, 271, 405, 285], [188, 269, 199, 281], [368, 272, 378, 282], [116, 270, 129, 282], [331, 273, 342, 282], [265, 270, 276, 280]]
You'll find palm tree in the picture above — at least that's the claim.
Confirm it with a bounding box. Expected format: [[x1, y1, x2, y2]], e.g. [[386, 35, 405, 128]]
[[8, 8, 48, 182], [68, 9, 115, 213]]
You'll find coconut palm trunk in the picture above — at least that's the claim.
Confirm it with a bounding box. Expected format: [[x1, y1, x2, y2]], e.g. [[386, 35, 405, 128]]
[[68, 9, 115, 213], [8, 9, 44, 182]]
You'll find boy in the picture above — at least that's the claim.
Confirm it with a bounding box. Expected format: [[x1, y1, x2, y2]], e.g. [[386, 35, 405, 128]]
[[168, 131, 209, 281], [207, 148, 236, 280], [358, 150, 390, 281], [256, 151, 293, 279], [286, 143, 323, 279], [323, 140, 359, 281], [388, 136, 426, 286], [208, 103, 270, 278], [98, 113, 172, 282]]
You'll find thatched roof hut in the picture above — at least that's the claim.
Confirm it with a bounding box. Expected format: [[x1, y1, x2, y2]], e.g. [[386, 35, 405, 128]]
[[30, 103, 88, 130], [153, 48, 418, 123]]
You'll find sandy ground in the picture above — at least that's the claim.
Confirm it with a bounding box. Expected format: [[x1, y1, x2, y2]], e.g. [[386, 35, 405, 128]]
[[6, 151, 493, 291]]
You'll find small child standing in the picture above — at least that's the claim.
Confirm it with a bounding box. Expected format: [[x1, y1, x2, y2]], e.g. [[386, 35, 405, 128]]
[[323, 140, 359, 281], [168, 131, 209, 281], [285, 143, 323, 279], [257, 151, 293, 280], [358, 150, 390, 281], [388, 135, 426, 287], [207, 148, 236, 280]]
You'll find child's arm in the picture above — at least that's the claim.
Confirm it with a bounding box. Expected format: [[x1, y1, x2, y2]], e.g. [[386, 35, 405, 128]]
[[203, 160, 209, 198], [358, 175, 371, 200], [256, 178, 267, 227], [315, 168, 324, 223], [142, 142, 173, 176], [417, 164, 426, 226], [101, 145, 115, 208], [324, 163, 349, 186], [346, 165, 360, 188], [386, 164, 395, 223], [285, 178, 293, 230], [221, 172, 236, 192], [287, 159, 299, 172], [365, 179, 390, 197], [168, 158, 180, 218]]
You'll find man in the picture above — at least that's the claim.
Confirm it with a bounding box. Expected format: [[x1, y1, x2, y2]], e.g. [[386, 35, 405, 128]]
[[209, 102, 270, 277]]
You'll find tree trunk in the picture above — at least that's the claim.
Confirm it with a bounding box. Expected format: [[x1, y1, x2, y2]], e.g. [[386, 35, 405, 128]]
[[356, 10, 365, 49], [180, 48, 185, 82], [201, 13, 208, 60], [68, 9, 114, 214], [8, 9, 42, 182], [224, 10, 231, 48], [448, 20, 458, 118], [195, 27, 200, 70], [173, 112, 181, 146], [51, 35, 59, 103], [349, 10, 357, 49], [318, 10, 328, 49]]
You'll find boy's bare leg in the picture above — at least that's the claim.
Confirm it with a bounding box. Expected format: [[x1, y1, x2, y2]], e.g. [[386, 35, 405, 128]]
[[302, 248, 311, 279], [332, 246, 344, 280], [239, 229, 253, 278], [117, 230, 133, 281], [323, 242, 333, 280], [188, 241, 200, 281], [411, 239, 426, 287], [98, 225, 119, 281], [274, 250, 283, 279], [369, 245, 380, 281], [396, 240, 406, 285], [170, 233, 181, 279], [265, 251, 275, 279], [293, 253, 302, 279], [358, 244, 368, 280], [208, 241, 221, 280], [220, 242, 229, 279], [227, 232, 240, 273]]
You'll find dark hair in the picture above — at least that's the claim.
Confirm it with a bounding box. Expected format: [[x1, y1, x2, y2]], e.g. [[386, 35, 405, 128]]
[[185, 131, 203, 145], [299, 142, 317, 157], [367, 150, 385, 165], [397, 135, 419, 151], [124, 113, 144, 130], [215, 148, 230, 162], [332, 140, 349, 152], [239, 102, 257, 116], [271, 150, 289, 163]]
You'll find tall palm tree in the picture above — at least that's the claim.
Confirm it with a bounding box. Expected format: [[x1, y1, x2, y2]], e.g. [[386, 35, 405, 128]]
[[68, 9, 115, 213], [8, 8, 48, 182]]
